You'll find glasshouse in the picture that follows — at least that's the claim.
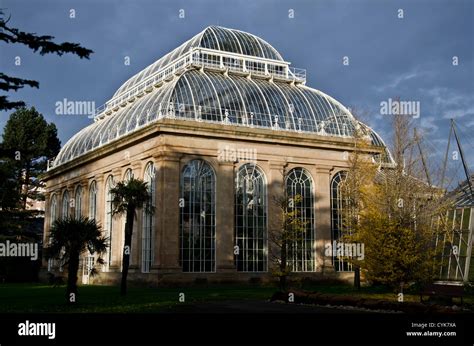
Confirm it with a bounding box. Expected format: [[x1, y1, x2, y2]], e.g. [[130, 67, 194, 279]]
[[437, 175, 474, 283], [43, 26, 395, 284]]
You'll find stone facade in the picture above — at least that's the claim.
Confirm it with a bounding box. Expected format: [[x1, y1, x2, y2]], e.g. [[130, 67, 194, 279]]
[[42, 118, 382, 285]]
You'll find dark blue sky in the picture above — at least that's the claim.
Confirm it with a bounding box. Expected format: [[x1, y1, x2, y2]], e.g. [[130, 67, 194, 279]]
[[1, 0, 473, 188]]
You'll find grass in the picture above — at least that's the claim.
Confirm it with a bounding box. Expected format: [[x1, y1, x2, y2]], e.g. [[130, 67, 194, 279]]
[[0, 283, 276, 313], [302, 283, 420, 301], [0, 282, 471, 313]]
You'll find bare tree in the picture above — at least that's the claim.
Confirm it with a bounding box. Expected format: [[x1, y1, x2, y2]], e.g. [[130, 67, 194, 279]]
[[269, 194, 307, 291]]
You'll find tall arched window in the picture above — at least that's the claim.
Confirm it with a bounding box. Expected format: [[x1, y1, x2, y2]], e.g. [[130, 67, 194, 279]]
[[74, 186, 83, 219], [331, 171, 353, 272], [50, 194, 57, 225], [142, 163, 155, 273], [124, 168, 133, 182], [235, 163, 267, 272], [62, 190, 69, 219], [89, 181, 97, 220], [104, 175, 115, 268], [180, 159, 216, 272], [286, 168, 315, 272]]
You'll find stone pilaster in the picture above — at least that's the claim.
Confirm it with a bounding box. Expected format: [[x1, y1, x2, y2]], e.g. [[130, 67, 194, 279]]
[[42, 193, 51, 268], [43, 192, 51, 233], [267, 161, 286, 273], [216, 161, 236, 272], [93, 175, 104, 223], [81, 180, 89, 219], [129, 161, 143, 270], [98, 173, 112, 270], [312, 166, 334, 273], [156, 153, 181, 272], [110, 168, 122, 270]]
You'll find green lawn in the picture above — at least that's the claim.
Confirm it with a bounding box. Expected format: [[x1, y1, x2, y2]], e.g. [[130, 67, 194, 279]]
[[0, 283, 276, 313], [0, 282, 471, 313], [303, 283, 422, 302]]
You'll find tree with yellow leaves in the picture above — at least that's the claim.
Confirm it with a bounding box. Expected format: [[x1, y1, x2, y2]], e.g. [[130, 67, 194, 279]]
[[340, 114, 449, 290]]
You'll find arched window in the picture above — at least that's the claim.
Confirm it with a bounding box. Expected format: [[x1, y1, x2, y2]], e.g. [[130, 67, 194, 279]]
[[124, 168, 133, 182], [62, 190, 69, 219], [235, 163, 267, 272], [331, 171, 353, 272], [104, 175, 115, 269], [89, 181, 97, 220], [286, 168, 315, 272], [74, 186, 83, 219], [180, 159, 216, 272], [142, 163, 155, 273], [50, 194, 57, 224]]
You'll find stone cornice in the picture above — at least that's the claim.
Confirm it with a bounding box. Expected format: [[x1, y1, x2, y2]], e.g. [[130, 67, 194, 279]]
[[315, 166, 332, 174], [44, 118, 383, 180]]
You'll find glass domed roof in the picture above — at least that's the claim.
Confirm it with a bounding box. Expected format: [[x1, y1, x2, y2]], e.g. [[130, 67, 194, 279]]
[[113, 26, 283, 99], [52, 26, 394, 168]]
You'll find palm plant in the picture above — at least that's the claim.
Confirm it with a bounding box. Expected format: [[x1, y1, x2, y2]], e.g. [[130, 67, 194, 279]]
[[110, 177, 153, 296], [44, 216, 107, 304]]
